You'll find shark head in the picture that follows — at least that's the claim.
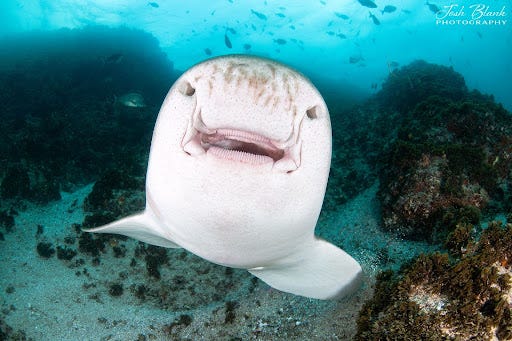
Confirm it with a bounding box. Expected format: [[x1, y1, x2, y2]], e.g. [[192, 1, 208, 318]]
[[177, 55, 327, 172], [85, 55, 362, 300]]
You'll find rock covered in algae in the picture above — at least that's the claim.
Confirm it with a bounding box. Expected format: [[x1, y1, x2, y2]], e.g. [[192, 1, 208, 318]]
[[376, 61, 512, 240], [356, 221, 512, 340], [376, 59, 468, 114]]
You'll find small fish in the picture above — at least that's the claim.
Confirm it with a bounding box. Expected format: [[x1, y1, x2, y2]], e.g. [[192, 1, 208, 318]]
[[251, 9, 267, 20], [381, 5, 397, 14], [105, 53, 123, 64], [275, 13, 286, 18], [337, 33, 347, 39], [204, 48, 212, 56], [357, 0, 377, 8], [320, 0, 326, 5], [224, 34, 232, 48], [226, 27, 237, 34], [349, 55, 364, 64], [289, 25, 296, 30], [243, 43, 251, 50], [148, 2, 159, 8], [327, 31, 335, 36], [476, 31, 483, 39], [369, 12, 380, 25], [335, 12, 350, 20], [118, 93, 146, 108], [426, 2, 441, 14], [401, 9, 411, 14], [274, 38, 287, 45]]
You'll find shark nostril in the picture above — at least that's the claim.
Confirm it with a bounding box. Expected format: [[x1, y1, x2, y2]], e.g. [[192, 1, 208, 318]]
[[306, 106, 319, 120], [179, 81, 196, 96]]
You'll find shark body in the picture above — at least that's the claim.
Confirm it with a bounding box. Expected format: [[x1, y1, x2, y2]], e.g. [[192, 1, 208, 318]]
[[85, 55, 362, 299]]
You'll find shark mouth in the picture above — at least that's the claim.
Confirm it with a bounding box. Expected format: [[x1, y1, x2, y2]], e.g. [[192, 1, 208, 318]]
[[182, 113, 301, 173]]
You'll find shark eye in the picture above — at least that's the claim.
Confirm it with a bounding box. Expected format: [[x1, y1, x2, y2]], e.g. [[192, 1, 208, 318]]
[[179, 81, 196, 96], [306, 106, 319, 120]]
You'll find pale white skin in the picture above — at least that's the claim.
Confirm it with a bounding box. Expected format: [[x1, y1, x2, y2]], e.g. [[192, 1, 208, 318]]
[[86, 55, 362, 299]]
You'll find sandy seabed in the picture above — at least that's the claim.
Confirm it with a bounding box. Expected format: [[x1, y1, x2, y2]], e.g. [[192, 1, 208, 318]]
[[0, 183, 433, 340]]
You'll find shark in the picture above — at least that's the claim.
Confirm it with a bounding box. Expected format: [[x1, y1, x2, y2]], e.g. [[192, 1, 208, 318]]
[[85, 55, 362, 299]]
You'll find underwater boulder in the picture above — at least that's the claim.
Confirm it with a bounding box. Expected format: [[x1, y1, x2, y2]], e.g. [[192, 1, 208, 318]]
[[30, 170, 62, 204], [1, 165, 62, 204], [83, 169, 143, 221], [0, 26, 175, 189], [31, 179, 61, 203], [36, 241, 56, 258], [378, 142, 492, 240], [0, 319, 13, 340], [376, 60, 467, 113], [376, 69, 512, 240], [1, 166, 31, 200], [355, 221, 512, 340], [0, 210, 15, 232]]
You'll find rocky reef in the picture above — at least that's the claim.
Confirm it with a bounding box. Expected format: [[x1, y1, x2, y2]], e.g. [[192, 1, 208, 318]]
[[324, 61, 511, 238], [0, 26, 177, 206], [356, 221, 512, 340], [374, 61, 512, 241], [350, 60, 512, 339], [376, 60, 468, 114]]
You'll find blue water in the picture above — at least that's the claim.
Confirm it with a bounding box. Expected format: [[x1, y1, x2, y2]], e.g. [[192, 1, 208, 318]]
[[1, 0, 511, 110]]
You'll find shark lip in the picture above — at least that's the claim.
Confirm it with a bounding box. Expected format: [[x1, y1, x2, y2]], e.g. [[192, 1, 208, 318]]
[[182, 115, 301, 172], [200, 129, 284, 163]]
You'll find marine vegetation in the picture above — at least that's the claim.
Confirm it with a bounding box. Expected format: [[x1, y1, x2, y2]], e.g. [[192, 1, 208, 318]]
[[0, 165, 61, 204], [376, 60, 467, 113], [0, 26, 176, 205], [323, 60, 511, 242], [356, 221, 512, 340], [375, 61, 512, 240]]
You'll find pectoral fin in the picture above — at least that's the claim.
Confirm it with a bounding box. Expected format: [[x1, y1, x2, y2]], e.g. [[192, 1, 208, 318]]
[[249, 238, 362, 299], [83, 210, 181, 249]]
